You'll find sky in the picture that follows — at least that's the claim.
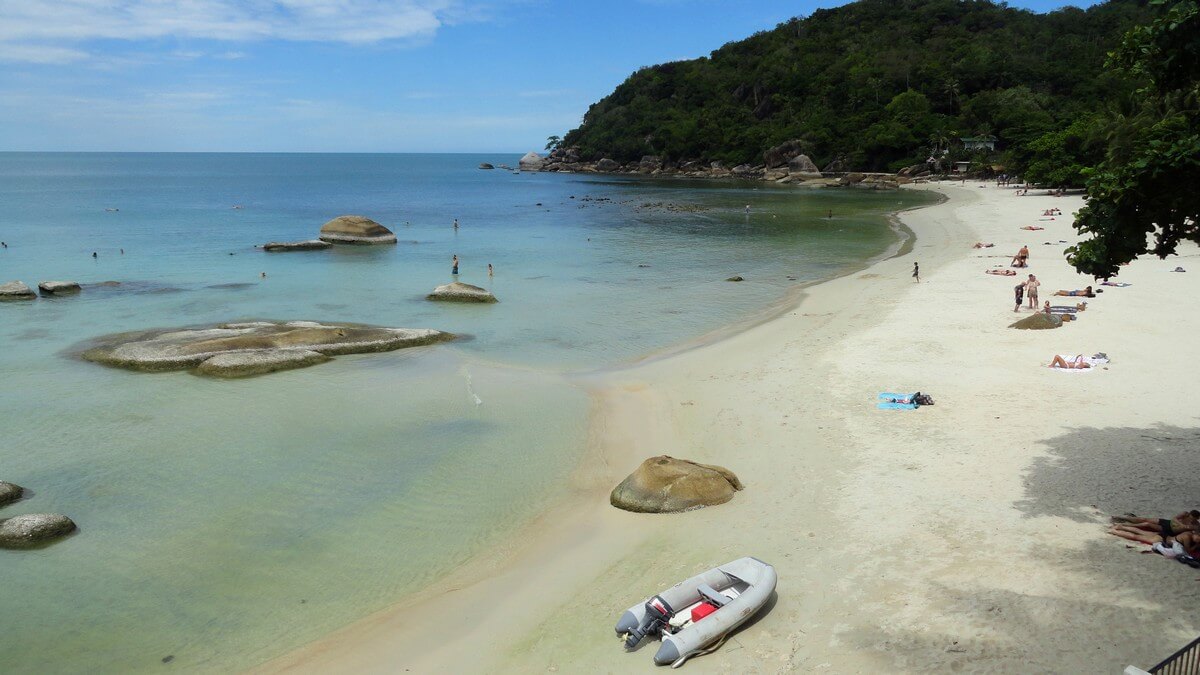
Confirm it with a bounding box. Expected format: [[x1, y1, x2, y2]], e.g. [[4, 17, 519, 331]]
[[0, 0, 1099, 152]]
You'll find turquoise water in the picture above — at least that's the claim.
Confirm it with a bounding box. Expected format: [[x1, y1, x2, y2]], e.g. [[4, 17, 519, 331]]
[[0, 153, 935, 672]]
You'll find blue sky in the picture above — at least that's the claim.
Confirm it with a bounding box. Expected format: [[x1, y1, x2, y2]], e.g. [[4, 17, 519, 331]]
[[0, 0, 1098, 152]]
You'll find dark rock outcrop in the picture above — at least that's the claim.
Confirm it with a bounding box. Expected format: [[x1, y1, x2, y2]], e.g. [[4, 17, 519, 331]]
[[479, 163, 495, 170], [0, 481, 23, 507], [318, 216, 397, 245], [79, 320, 453, 375], [763, 139, 806, 168], [0, 514, 76, 549], [426, 282, 498, 303], [788, 154, 822, 179], [610, 456, 743, 513], [0, 281, 36, 301], [38, 281, 81, 296], [596, 158, 620, 172], [263, 240, 332, 252], [1010, 313, 1063, 330], [638, 155, 663, 173]]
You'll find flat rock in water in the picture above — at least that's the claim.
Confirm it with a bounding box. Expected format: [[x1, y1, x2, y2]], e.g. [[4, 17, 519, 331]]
[[478, 163, 494, 170], [427, 281, 498, 303], [263, 240, 332, 252], [1010, 313, 1063, 330], [610, 455, 743, 513], [0, 281, 36, 301], [195, 349, 331, 377], [0, 481, 24, 507], [78, 320, 453, 375], [0, 514, 76, 549], [38, 281, 81, 295], [318, 215, 397, 245], [726, 275, 745, 282]]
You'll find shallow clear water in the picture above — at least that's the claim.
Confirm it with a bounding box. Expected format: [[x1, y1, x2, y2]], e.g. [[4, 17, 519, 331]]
[[0, 153, 935, 672]]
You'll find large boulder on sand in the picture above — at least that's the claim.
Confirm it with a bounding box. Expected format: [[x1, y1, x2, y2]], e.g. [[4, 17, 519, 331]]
[[78, 320, 453, 376], [0, 281, 36, 301], [318, 216, 397, 245], [427, 281, 498, 303], [1010, 313, 1063, 330], [38, 281, 81, 296], [263, 240, 332, 252], [610, 455, 743, 513], [596, 158, 621, 172], [519, 152, 545, 172], [0, 481, 23, 507], [0, 514, 76, 549], [763, 139, 806, 168]]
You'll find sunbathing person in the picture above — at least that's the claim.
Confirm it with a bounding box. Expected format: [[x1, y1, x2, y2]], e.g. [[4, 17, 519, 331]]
[[986, 269, 1016, 276], [1050, 355, 1091, 369], [1111, 511, 1200, 538], [1109, 529, 1200, 559], [1053, 286, 1094, 297], [973, 242, 995, 248]]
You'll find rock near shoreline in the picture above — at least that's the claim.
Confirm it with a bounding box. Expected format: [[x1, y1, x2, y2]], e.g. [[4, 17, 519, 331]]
[[318, 216, 397, 245], [521, 141, 911, 189], [0, 514, 76, 549], [78, 320, 454, 377], [610, 455, 743, 513]]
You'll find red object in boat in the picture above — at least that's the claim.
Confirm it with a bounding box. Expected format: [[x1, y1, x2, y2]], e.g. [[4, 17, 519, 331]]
[[690, 602, 718, 622]]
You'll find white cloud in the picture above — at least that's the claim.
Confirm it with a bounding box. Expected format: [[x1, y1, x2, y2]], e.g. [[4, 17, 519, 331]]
[[0, 1, 475, 63], [0, 43, 89, 64]]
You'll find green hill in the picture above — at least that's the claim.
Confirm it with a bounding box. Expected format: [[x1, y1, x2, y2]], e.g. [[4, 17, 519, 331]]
[[558, 0, 1153, 172]]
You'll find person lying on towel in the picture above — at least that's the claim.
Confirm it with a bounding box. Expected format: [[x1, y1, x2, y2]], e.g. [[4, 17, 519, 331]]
[[1053, 286, 1095, 297]]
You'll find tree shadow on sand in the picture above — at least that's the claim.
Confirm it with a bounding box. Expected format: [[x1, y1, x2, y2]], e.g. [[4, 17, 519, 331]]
[[839, 424, 1200, 672]]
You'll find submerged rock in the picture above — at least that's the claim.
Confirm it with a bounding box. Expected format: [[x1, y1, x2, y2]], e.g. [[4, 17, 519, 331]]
[[318, 216, 397, 245], [0, 514, 76, 549], [0, 281, 36, 301], [0, 481, 23, 507], [611, 456, 743, 513], [726, 275, 745, 282], [38, 281, 81, 296], [263, 240, 332, 252], [427, 282, 498, 303], [1010, 313, 1063, 330], [79, 320, 454, 376]]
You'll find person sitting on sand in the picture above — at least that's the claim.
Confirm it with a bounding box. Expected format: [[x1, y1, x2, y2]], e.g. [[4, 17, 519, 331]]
[[1043, 301, 1052, 314], [1050, 355, 1092, 369], [1053, 286, 1095, 297], [1011, 245, 1030, 267]]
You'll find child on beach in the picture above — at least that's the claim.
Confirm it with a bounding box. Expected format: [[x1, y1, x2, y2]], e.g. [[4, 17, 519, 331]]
[[912, 262, 919, 283], [1014, 282, 1025, 311]]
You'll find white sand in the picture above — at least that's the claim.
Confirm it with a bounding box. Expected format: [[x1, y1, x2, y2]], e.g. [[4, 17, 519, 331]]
[[261, 183, 1200, 674]]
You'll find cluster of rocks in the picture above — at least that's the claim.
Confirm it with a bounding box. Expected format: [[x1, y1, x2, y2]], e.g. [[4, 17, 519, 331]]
[[0, 481, 77, 549], [518, 140, 910, 190], [78, 320, 455, 377], [262, 215, 397, 251], [1, 280, 82, 301]]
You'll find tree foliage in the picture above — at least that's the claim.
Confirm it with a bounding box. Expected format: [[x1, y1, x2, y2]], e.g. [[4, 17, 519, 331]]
[[559, 0, 1152, 171], [1069, 0, 1200, 277]]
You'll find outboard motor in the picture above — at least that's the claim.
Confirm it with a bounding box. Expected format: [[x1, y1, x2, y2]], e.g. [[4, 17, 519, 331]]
[[624, 596, 673, 650]]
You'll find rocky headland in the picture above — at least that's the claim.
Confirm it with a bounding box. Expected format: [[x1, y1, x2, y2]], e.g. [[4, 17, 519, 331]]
[[78, 320, 454, 377], [517, 141, 931, 190]]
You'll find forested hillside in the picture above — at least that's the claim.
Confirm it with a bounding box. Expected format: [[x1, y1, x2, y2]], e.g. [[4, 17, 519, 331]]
[[559, 0, 1153, 172]]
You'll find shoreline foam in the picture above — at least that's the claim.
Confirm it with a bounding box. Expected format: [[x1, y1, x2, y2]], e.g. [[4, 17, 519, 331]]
[[260, 182, 1200, 673]]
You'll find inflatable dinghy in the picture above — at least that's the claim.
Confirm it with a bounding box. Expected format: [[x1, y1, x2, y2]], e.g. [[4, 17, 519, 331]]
[[615, 556, 777, 667]]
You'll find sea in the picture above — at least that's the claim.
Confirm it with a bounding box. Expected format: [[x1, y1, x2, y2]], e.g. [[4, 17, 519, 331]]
[[0, 152, 936, 672]]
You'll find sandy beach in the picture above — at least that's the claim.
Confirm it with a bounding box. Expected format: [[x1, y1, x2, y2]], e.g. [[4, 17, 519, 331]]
[[262, 182, 1200, 674]]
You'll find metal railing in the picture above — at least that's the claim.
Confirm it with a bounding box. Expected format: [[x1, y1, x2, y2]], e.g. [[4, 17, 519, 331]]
[[1150, 635, 1200, 675]]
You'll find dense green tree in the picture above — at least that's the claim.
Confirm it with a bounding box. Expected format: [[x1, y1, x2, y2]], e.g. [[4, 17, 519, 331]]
[[559, 0, 1153, 172], [1019, 116, 1106, 188], [1069, 0, 1200, 278]]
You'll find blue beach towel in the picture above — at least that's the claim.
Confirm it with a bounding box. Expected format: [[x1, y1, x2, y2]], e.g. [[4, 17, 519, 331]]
[[877, 392, 919, 409]]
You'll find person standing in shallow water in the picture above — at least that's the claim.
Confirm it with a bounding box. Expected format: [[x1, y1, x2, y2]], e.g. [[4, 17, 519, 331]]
[[453, 218, 459, 230], [912, 262, 920, 283], [451, 255, 459, 275], [488, 263, 493, 276]]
